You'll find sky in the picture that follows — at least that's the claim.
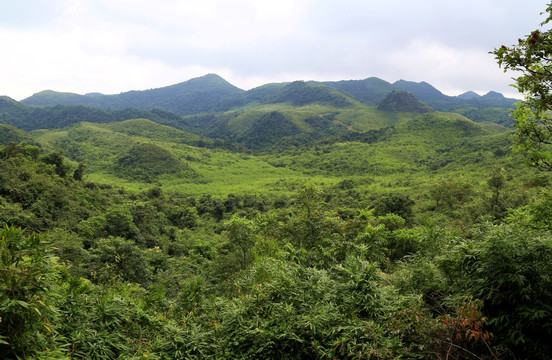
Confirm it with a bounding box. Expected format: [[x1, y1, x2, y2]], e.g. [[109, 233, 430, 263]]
[[0, 0, 549, 100]]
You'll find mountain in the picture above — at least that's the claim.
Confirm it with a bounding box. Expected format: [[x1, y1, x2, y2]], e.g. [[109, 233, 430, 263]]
[[392, 80, 449, 105], [457, 91, 481, 100], [309, 78, 518, 113], [311, 77, 395, 105], [23, 74, 245, 115], [261, 81, 354, 107], [20, 74, 518, 117], [376, 90, 434, 113]]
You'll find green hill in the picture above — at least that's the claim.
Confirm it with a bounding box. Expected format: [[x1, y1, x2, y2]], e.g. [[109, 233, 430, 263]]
[[376, 90, 434, 113], [29, 109, 525, 198], [263, 111, 506, 178], [102, 118, 201, 144], [115, 142, 195, 182], [0, 124, 37, 145], [234, 111, 302, 150]]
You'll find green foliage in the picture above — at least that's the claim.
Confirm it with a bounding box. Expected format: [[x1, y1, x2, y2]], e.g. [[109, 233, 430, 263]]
[[89, 236, 152, 285], [0, 124, 37, 145], [0, 225, 58, 359], [493, 3, 552, 170], [73, 162, 85, 181], [373, 193, 415, 224], [440, 221, 552, 358], [210, 257, 413, 359], [41, 150, 70, 178], [429, 177, 472, 211]]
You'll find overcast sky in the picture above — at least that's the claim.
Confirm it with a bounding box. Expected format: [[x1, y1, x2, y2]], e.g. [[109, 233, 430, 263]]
[[0, 0, 549, 100]]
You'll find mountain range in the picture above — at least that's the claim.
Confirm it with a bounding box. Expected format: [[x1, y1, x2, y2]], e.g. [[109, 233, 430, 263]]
[[20, 73, 517, 115], [0, 73, 518, 152]]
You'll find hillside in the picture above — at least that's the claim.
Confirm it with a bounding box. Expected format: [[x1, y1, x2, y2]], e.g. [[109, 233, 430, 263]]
[[31, 120, 302, 194], [0, 124, 37, 145], [29, 111, 527, 197], [0, 97, 188, 131], [263, 112, 506, 178], [183, 101, 424, 151]]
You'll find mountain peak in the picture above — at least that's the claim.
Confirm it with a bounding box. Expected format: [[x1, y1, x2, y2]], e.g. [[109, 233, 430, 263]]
[[482, 91, 505, 99], [457, 91, 481, 100]]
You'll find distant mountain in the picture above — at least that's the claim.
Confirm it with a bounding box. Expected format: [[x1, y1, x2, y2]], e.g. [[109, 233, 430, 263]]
[[311, 77, 395, 105], [23, 74, 245, 115], [376, 90, 434, 113], [263, 81, 354, 107], [392, 80, 449, 104], [20, 74, 518, 118], [457, 91, 481, 100], [314, 78, 518, 111]]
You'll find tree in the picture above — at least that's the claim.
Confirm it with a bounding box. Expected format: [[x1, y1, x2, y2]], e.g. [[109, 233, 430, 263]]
[[73, 162, 85, 181], [487, 166, 507, 219], [0, 226, 58, 358], [41, 150, 70, 178], [373, 193, 415, 224], [493, 3, 552, 170]]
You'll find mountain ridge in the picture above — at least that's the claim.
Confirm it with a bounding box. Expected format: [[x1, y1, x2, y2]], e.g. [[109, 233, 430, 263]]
[[20, 74, 518, 115]]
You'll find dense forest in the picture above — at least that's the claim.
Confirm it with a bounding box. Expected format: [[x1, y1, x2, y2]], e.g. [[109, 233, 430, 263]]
[[2, 11, 552, 358]]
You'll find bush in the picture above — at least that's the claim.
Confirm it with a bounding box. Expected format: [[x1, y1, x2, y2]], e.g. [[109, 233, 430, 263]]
[[440, 222, 552, 358], [0, 225, 58, 358]]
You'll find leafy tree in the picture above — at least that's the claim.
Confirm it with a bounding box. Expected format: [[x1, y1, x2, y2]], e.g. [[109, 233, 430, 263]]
[[73, 162, 85, 181], [373, 193, 415, 224], [429, 178, 471, 210], [0, 226, 58, 359], [493, 3, 552, 170], [41, 150, 70, 178], [89, 236, 152, 285], [104, 205, 141, 240], [487, 166, 507, 219]]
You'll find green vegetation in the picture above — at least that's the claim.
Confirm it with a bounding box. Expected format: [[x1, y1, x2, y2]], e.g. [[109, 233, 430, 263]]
[[3, 14, 552, 355], [494, 4, 552, 170], [0, 140, 550, 359]]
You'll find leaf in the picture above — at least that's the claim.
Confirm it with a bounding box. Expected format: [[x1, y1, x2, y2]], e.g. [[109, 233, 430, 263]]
[[16, 300, 29, 308]]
